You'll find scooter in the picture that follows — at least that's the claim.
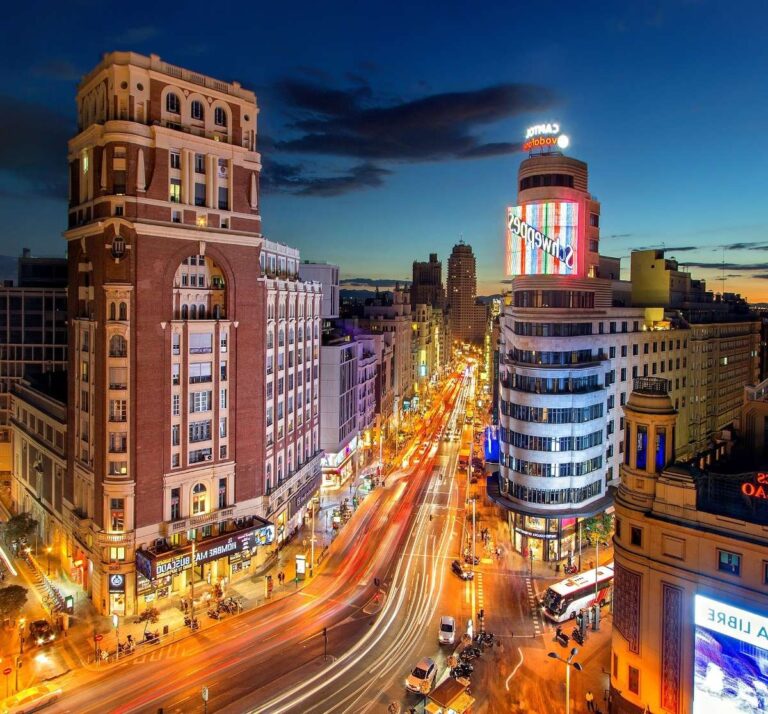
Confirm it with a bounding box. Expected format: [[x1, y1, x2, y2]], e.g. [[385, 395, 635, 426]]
[[571, 627, 584, 646], [563, 564, 578, 575], [207, 608, 221, 620]]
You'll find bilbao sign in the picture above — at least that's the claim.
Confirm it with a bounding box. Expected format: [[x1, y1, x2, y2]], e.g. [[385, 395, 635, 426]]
[[523, 123, 569, 152], [506, 202, 579, 276], [741, 472, 768, 499]]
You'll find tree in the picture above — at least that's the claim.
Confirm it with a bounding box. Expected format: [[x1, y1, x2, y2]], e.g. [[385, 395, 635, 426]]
[[4, 513, 38, 545], [583, 513, 613, 546], [136, 606, 159, 636], [0, 585, 28, 619]]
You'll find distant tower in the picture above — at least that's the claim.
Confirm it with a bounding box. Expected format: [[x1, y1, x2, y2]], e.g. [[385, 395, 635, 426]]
[[411, 253, 445, 309], [446, 242, 478, 343]]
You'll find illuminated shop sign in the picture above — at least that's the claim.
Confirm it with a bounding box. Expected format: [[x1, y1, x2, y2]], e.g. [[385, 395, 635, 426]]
[[506, 202, 579, 276], [741, 473, 768, 499], [523, 123, 569, 153], [693, 594, 768, 713], [136, 523, 275, 580]]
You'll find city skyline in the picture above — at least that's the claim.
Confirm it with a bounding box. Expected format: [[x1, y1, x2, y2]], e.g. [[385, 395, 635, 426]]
[[1, 1, 767, 301]]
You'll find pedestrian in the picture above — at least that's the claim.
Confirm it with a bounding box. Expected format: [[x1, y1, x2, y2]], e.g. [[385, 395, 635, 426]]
[[586, 690, 595, 712]]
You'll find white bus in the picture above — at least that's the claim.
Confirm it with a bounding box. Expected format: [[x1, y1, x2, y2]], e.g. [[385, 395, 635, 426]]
[[541, 563, 614, 622]]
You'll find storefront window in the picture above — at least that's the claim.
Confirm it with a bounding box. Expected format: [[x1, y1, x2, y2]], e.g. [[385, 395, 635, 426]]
[[192, 483, 207, 514]]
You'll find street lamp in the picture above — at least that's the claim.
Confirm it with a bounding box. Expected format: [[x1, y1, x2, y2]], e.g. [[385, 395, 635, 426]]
[[548, 648, 582, 714], [46, 546, 52, 576], [18, 618, 26, 655]]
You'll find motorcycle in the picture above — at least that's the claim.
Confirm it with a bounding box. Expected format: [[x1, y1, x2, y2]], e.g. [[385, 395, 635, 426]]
[[117, 641, 135, 655], [184, 615, 200, 630], [571, 627, 584, 646], [450, 663, 473, 679], [144, 630, 160, 644], [554, 626, 569, 648], [459, 646, 481, 661], [207, 608, 221, 620], [563, 564, 578, 575]]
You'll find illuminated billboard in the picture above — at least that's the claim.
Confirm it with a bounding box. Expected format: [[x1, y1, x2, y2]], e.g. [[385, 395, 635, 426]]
[[506, 201, 579, 276], [694, 594, 768, 713]]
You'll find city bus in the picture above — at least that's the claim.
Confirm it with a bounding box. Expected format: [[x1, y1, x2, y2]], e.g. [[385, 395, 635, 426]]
[[541, 563, 614, 622]]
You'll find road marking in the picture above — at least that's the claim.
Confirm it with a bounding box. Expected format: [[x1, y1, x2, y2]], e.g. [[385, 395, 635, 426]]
[[505, 647, 524, 691]]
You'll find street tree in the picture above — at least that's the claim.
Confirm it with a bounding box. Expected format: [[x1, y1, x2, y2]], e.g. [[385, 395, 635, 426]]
[[583, 513, 613, 546], [0, 585, 28, 619], [4, 512, 38, 545], [136, 606, 159, 636]]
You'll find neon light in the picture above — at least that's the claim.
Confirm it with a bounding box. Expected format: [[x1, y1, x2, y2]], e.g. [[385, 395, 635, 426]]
[[506, 202, 579, 276]]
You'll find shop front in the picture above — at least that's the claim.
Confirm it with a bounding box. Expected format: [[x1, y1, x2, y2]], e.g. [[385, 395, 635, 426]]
[[135, 518, 274, 610], [510, 513, 591, 564], [322, 435, 358, 488], [108, 572, 127, 616], [288, 469, 322, 532]]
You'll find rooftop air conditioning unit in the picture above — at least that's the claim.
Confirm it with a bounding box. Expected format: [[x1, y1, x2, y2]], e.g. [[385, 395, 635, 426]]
[[205, 455, 212, 461]]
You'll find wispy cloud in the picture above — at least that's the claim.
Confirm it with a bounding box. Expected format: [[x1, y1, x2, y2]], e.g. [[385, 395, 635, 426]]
[[679, 261, 768, 271], [340, 278, 410, 287], [261, 159, 391, 197]]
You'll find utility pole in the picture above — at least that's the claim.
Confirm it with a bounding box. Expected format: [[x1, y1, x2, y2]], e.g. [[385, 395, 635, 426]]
[[310, 501, 315, 577], [471, 497, 476, 570]]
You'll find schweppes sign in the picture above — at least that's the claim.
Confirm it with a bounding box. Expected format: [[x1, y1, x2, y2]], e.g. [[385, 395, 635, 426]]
[[508, 213, 575, 270]]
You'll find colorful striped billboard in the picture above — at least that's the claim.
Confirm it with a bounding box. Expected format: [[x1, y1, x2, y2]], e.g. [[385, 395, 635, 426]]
[[506, 201, 579, 276]]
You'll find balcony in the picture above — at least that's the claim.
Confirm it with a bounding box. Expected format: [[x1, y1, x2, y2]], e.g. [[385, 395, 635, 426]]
[[109, 382, 127, 391], [164, 506, 236, 536], [189, 448, 213, 464], [97, 531, 135, 548], [265, 451, 322, 513], [190, 375, 213, 384], [190, 347, 212, 354]]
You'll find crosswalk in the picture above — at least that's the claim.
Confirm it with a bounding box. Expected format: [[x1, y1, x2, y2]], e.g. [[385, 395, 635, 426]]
[[525, 578, 545, 637]]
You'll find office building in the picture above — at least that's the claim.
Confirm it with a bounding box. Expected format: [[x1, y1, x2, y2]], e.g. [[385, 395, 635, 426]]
[[492, 140, 759, 563], [411, 253, 445, 310], [63, 51, 323, 615], [300, 262, 340, 319], [0, 253, 68, 470], [446, 242, 487, 345]]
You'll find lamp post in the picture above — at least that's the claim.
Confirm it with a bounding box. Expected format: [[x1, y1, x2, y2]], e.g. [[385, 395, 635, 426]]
[[309, 501, 315, 577], [46, 546, 52, 576], [18, 618, 25, 655], [190, 536, 197, 627], [112, 613, 119, 660], [548, 647, 583, 714]]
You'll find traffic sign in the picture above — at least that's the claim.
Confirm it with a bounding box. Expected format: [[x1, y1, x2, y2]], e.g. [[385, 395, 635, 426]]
[[3, 668, 11, 676], [94, 634, 103, 642]]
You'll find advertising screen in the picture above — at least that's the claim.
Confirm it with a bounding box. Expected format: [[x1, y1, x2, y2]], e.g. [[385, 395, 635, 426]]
[[506, 201, 579, 276], [694, 594, 768, 713]]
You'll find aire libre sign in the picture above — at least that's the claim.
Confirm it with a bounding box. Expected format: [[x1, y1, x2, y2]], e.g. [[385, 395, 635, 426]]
[[695, 594, 768, 650]]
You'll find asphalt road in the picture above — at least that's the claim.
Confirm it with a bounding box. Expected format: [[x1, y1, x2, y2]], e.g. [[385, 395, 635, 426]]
[[45, 373, 473, 714]]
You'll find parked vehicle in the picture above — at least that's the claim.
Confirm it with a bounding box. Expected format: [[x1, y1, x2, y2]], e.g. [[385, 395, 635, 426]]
[[541, 563, 614, 622], [405, 657, 437, 693], [438, 616, 456, 645]]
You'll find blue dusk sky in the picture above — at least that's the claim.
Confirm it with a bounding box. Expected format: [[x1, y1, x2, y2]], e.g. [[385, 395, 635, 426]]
[[2, 0, 767, 299]]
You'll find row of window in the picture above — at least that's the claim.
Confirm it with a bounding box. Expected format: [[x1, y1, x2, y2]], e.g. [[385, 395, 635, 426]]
[[507, 479, 602, 504], [501, 428, 603, 452], [504, 374, 600, 395], [502, 454, 603, 478], [166, 93, 228, 127], [513, 290, 595, 309], [509, 348, 597, 366], [518, 173, 575, 191], [501, 400, 604, 424], [513, 321, 594, 337]]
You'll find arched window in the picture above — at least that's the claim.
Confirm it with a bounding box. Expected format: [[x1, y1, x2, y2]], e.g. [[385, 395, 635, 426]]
[[266, 463, 272, 493], [198, 304, 206, 320], [181, 305, 188, 320], [119, 302, 127, 321], [214, 106, 227, 127], [213, 305, 222, 319], [278, 329, 285, 347], [191, 100, 204, 121], [267, 331, 274, 349], [109, 334, 127, 358], [109, 303, 116, 321], [166, 93, 180, 114], [277, 457, 283, 483], [314, 323, 319, 339], [189, 304, 197, 320], [289, 327, 294, 345], [191, 483, 207, 515], [298, 326, 303, 341]]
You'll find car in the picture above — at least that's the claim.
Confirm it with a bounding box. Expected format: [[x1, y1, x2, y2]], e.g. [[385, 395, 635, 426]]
[[28, 620, 55, 646], [0, 683, 62, 714], [451, 559, 474, 580], [438, 616, 456, 645], [405, 657, 437, 693]]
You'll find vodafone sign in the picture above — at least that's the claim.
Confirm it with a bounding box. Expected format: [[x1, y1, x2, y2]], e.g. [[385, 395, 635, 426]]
[[523, 123, 570, 153]]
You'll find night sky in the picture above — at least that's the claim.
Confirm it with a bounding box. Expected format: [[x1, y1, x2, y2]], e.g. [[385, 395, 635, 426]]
[[2, 1, 767, 299]]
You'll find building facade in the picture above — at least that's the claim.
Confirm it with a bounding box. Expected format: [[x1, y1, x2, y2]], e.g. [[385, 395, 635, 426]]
[[492, 149, 760, 563], [411, 253, 445, 310], [299, 262, 340, 320], [0, 255, 67, 471], [63, 51, 310, 615], [446, 242, 486, 345], [611, 377, 768, 714]]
